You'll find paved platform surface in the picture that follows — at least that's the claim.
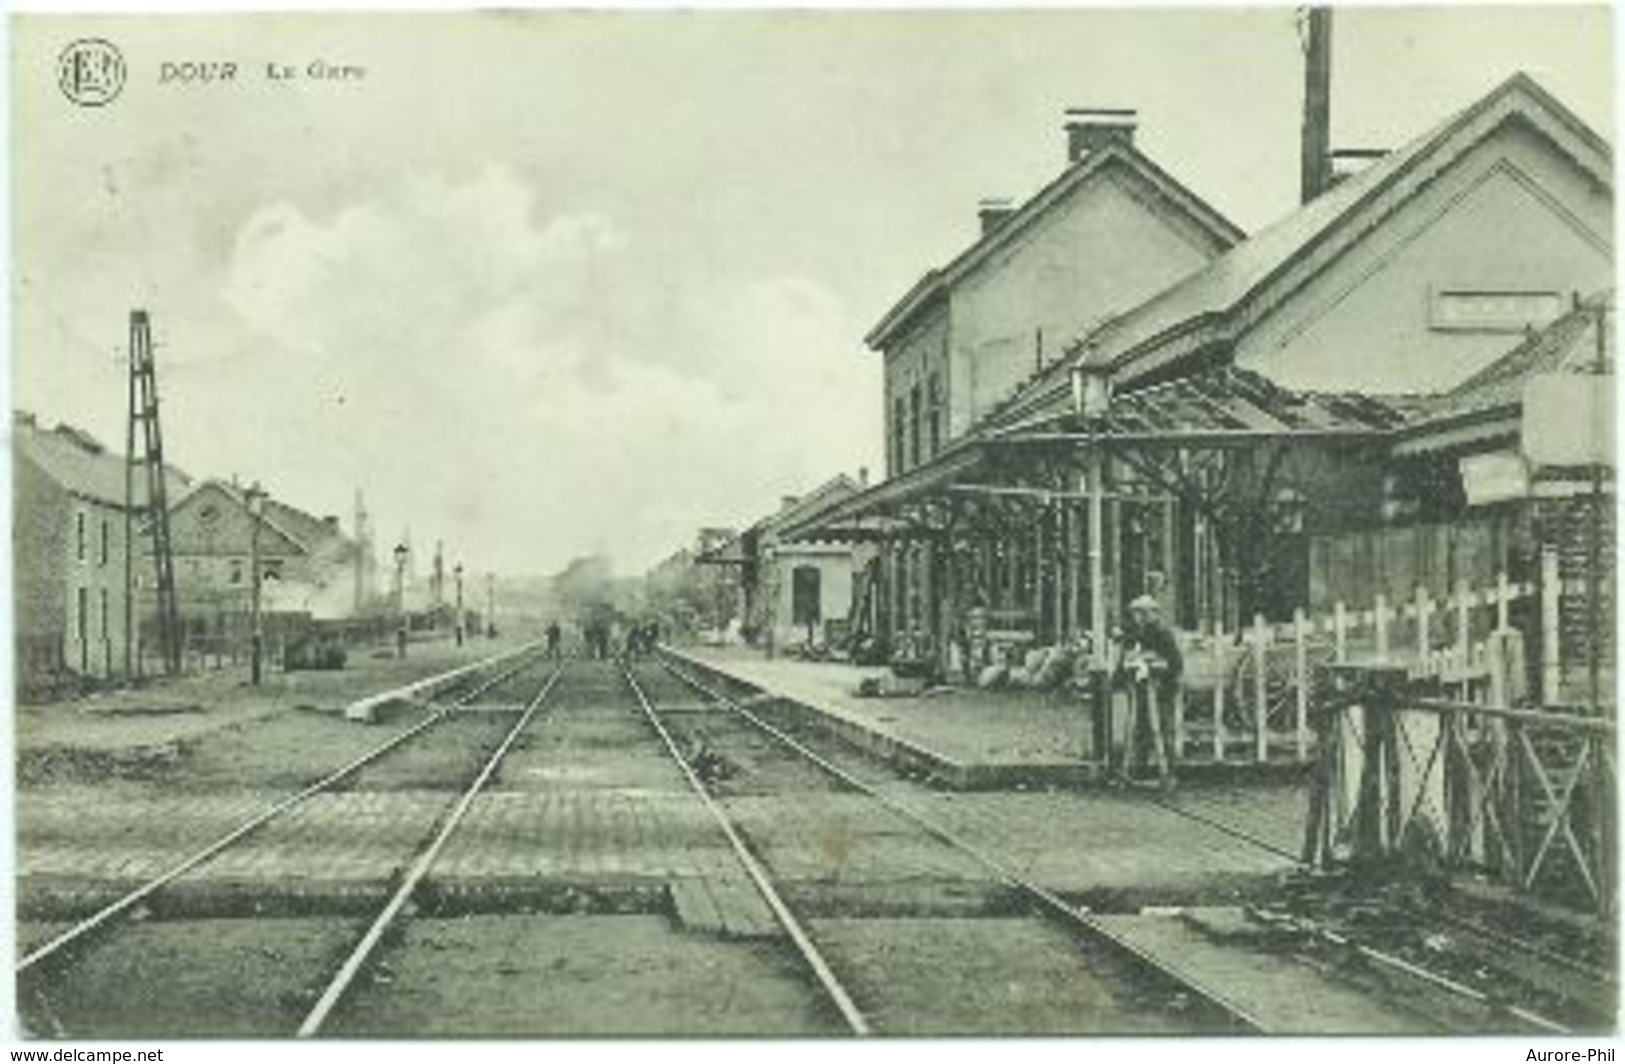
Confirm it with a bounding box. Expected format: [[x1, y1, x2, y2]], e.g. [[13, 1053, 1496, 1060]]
[[17, 636, 529, 761], [675, 646, 1093, 778]]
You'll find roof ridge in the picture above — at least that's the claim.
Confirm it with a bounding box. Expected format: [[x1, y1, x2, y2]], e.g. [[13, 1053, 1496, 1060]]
[[865, 138, 1242, 348]]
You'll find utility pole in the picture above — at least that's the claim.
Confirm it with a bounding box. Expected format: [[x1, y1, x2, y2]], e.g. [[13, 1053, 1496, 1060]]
[[125, 310, 182, 677], [1300, 6, 1333, 203], [486, 573, 496, 638]]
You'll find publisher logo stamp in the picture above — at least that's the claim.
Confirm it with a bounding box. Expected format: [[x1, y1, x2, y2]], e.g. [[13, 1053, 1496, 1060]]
[[57, 39, 126, 107]]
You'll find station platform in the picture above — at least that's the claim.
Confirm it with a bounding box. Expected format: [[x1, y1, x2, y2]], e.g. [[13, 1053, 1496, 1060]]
[[665, 645, 1097, 790]]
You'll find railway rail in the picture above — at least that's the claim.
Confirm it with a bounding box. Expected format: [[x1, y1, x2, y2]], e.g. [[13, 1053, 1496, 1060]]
[[18, 644, 1604, 1036], [626, 656, 1256, 1035], [19, 648, 563, 1036], [644, 650, 1597, 1035]]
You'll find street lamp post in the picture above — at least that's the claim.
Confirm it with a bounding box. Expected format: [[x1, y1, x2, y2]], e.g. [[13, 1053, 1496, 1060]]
[[454, 563, 465, 647], [245, 483, 266, 686], [393, 542, 409, 658]]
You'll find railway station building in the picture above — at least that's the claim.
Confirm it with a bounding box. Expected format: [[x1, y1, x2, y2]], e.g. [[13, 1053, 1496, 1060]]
[[784, 74, 1613, 699]]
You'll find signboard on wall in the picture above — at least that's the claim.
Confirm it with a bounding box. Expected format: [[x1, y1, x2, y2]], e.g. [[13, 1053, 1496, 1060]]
[[1459, 450, 1530, 506], [1430, 289, 1564, 333], [1523, 373, 1615, 466]]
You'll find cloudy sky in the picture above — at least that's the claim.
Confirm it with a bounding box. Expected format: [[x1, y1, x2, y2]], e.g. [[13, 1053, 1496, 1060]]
[[12, 8, 1613, 577]]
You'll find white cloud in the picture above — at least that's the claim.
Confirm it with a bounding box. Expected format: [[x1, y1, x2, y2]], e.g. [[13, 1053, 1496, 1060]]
[[216, 165, 879, 574]]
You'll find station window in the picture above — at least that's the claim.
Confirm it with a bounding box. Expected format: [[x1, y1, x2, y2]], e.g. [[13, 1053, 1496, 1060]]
[[76, 587, 88, 643], [75, 512, 86, 562], [909, 383, 922, 468], [99, 588, 109, 638], [927, 371, 943, 457], [100, 519, 110, 566], [892, 396, 907, 474]]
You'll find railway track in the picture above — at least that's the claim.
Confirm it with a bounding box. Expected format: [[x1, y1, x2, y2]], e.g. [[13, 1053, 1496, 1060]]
[[18, 646, 1603, 1037], [642, 652, 1601, 1035], [19, 648, 563, 1037], [625, 656, 1252, 1035]]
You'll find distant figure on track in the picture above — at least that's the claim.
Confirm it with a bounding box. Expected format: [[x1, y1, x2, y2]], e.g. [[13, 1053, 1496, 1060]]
[[546, 621, 562, 660]]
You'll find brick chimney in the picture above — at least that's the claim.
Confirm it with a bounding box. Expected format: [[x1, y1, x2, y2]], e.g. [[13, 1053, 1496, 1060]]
[[780, 495, 800, 513], [977, 198, 1015, 235], [1065, 108, 1137, 162], [857, 466, 869, 489]]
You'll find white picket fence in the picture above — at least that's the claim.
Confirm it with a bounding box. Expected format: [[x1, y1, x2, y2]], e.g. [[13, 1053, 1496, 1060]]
[[1167, 568, 1543, 767]]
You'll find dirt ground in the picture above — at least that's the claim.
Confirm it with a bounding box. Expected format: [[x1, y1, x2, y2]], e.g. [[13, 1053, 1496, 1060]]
[[807, 916, 1216, 1035], [19, 916, 362, 1038], [329, 913, 835, 1037]]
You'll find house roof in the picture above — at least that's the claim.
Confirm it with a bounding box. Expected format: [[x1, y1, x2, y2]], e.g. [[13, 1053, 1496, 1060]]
[[865, 139, 1245, 349], [982, 72, 1614, 432], [697, 473, 865, 561], [1389, 291, 1613, 456], [169, 478, 351, 556], [13, 416, 190, 508], [987, 365, 1423, 446], [1414, 291, 1612, 427]]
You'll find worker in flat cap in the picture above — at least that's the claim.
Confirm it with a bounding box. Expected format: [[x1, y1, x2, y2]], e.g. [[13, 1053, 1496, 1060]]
[[1116, 593, 1183, 785]]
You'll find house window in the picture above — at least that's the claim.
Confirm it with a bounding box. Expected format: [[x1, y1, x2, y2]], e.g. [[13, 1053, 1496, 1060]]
[[264, 559, 285, 581], [100, 519, 110, 566], [76, 587, 88, 643], [927, 371, 943, 457], [230, 559, 244, 585], [75, 512, 86, 562], [909, 383, 922, 468], [892, 396, 907, 474]]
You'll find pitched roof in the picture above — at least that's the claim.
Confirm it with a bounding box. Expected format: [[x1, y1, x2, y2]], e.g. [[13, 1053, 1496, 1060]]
[[866, 139, 1245, 348], [169, 478, 351, 555], [982, 72, 1613, 431], [988, 365, 1421, 443], [1403, 290, 1612, 431], [697, 473, 864, 562], [13, 416, 190, 507]]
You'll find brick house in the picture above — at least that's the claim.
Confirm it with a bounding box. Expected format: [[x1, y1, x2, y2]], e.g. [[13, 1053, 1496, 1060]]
[[13, 412, 190, 685], [161, 480, 367, 653]]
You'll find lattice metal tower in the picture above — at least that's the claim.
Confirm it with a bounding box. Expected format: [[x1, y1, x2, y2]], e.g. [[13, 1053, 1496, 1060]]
[[124, 310, 181, 676]]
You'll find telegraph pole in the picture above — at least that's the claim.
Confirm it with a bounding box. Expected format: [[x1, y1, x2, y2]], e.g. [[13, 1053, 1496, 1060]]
[[1300, 7, 1333, 203]]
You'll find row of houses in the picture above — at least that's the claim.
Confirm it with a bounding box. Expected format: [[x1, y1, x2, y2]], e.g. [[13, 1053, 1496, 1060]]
[[13, 411, 399, 689], [662, 72, 1613, 700]]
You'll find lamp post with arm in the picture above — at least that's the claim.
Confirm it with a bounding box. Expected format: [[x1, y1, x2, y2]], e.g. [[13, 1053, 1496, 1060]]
[[393, 543, 409, 658], [454, 563, 465, 647], [245, 482, 267, 686]]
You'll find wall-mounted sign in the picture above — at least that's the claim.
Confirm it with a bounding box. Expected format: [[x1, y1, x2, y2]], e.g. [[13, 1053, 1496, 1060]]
[[1459, 450, 1530, 506], [1523, 373, 1614, 466], [1430, 289, 1564, 333]]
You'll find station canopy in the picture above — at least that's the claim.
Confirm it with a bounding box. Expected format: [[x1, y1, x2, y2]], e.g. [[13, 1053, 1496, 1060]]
[[778, 366, 1418, 543]]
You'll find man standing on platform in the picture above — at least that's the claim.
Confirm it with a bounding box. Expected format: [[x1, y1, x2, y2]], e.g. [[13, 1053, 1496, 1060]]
[[1117, 595, 1183, 786]]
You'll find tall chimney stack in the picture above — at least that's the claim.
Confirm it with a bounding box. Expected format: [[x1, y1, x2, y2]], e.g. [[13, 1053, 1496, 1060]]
[[1300, 7, 1333, 203], [1064, 108, 1137, 163]]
